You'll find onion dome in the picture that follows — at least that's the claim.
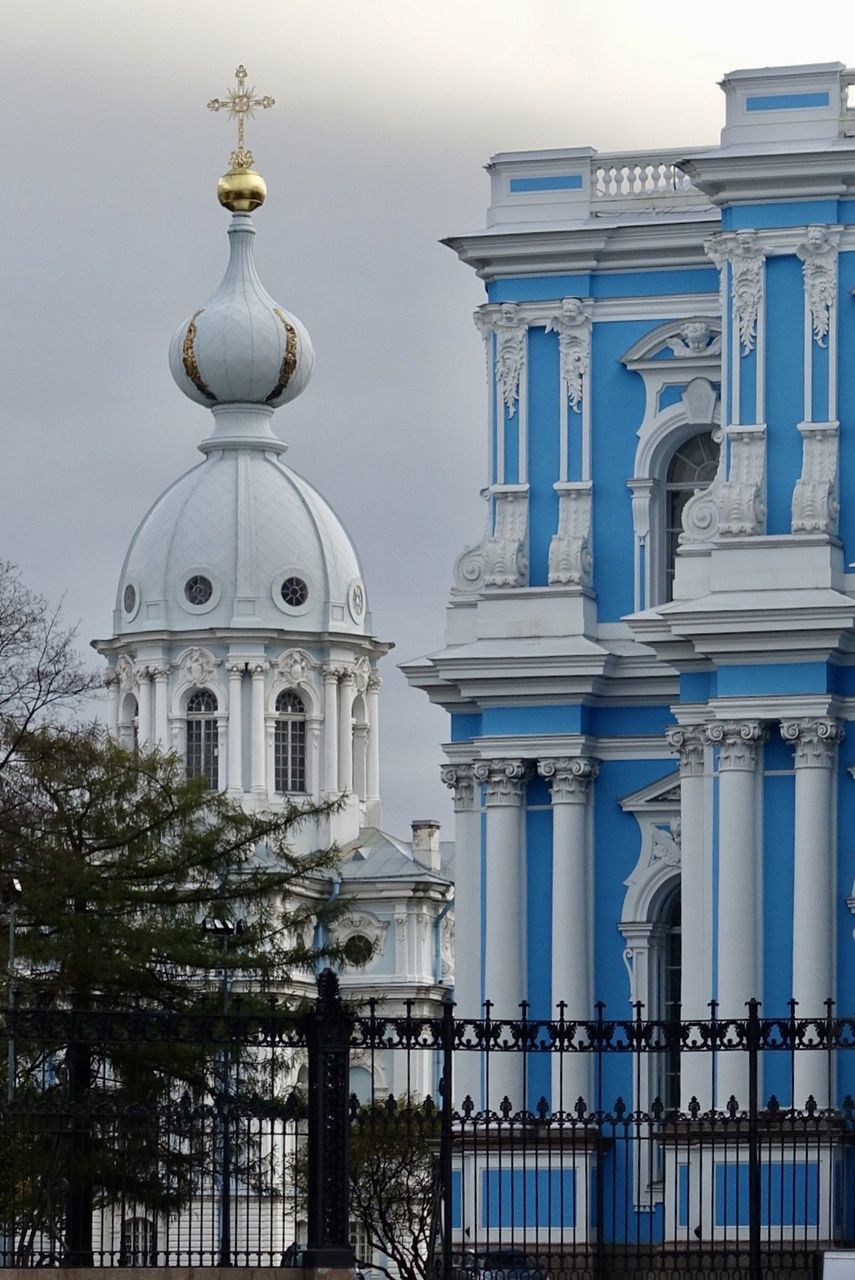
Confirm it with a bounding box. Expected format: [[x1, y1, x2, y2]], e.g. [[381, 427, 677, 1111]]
[[168, 213, 314, 408]]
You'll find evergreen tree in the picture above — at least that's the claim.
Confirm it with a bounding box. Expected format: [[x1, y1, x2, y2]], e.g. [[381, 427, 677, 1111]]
[[0, 722, 346, 1264]]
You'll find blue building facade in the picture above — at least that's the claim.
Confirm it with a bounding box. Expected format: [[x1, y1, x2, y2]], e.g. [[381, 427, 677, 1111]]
[[404, 62, 855, 1145]]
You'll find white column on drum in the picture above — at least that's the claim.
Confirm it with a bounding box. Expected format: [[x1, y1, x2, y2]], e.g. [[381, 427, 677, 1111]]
[[136, 667, 153, 748], [105, 671, 120, 739], [152, 665, 169, 749], [226, 663, 244, 793], [322, 665, 339, 794], [250, 661, 268, 795], [338, 668, 355, 793]]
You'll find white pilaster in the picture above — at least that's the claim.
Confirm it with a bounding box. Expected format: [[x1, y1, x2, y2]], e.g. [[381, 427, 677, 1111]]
[[338, 668, 355, 793], [667, 725, 711, 1108], [780, 717, 842, 1107], [538, 756, 597, 1111], [706, 720, 766, 1106], [226, 662, 244, 793], [136, 667, 152, 748], [322, 665, 339, 794], [442, 763, 480, 1106], [250, 661, 268, 796], [474, 758, 529, 1108], [152, 664, 169, 749]]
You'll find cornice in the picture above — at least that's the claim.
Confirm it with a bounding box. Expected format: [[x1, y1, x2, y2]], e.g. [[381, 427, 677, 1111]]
[[680, 148, 855, 207], [94, 628, 394, 658], [444, 213, 720, 280]]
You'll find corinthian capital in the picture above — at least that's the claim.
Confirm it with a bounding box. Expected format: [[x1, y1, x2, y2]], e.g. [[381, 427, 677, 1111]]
[[705, 720, 767, 771], [472, 758, 530, 806], [666, 725, 705, 778], [440, 762, 476, 811], [780, 718, 844, 769], [537, 756, 598, 803]]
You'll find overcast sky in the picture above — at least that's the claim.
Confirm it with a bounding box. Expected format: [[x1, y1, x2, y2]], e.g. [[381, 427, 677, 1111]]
[[4, 1, 853, 837]]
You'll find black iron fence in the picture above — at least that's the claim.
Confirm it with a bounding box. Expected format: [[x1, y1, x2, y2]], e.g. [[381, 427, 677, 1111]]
[[2, 979, 855, 1279]]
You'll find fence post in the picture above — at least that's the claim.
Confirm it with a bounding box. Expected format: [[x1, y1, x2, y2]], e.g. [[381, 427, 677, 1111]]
[[304, 969, 354, 1270], [747, 998, 761, 1280], [439, 999, 455, 1280]]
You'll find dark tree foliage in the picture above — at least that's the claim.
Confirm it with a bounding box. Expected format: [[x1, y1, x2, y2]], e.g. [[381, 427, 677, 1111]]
[[0, 721, 347, 1262]]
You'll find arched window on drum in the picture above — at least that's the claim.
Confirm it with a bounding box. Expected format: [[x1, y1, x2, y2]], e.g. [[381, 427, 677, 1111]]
[[274, 690, 307, 794], [186, 689, 219, 789]]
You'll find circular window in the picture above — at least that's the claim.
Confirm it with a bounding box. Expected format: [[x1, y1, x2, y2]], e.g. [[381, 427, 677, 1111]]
[[123, 583, 137, 615], [343, 934, 374, 967], [184, 574, 213, 607], [281, 576, 309, 608]]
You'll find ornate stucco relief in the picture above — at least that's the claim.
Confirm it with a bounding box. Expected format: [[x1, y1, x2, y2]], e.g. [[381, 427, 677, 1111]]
[[545, 298, 591, 413], [796, 225, 840, 348]]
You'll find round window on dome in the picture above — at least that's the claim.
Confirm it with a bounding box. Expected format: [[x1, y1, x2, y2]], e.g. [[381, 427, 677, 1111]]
[[184, 575, 213, 607], [123, 584, 137, 615], [281, 577, 309, 608]]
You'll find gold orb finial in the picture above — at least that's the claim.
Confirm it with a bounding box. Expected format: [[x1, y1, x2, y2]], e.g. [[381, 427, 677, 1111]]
[[208, 65, 274, 211]]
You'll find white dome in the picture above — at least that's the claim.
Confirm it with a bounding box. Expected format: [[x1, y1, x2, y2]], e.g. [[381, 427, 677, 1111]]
[[116, 432, 368, 636], [169, 213, 314, 409]]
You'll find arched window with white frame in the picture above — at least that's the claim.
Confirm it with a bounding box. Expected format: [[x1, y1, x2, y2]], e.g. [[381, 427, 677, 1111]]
[[664, 430, 720, 601], [274, 690, 307, 794], [186, 688, 218, 789]]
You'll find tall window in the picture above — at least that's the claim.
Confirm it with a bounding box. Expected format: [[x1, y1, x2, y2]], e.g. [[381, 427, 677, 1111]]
[[186, 689, 218, 789], [120, 1217, 156, 1267], [665, 431, 720, 600], [274, 690, 306, 794], [660, 887, 682, 1110]]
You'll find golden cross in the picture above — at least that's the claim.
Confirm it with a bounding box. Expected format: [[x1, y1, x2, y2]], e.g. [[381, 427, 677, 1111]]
[[207, 65, 275, 171]]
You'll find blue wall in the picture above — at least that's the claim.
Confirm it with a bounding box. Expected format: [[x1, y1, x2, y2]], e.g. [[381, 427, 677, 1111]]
[[527, 328, 560, 586]]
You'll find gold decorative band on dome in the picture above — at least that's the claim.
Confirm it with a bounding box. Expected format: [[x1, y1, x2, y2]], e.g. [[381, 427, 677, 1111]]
[[267, 309, 298, 402], [182, 311, 216, 402]]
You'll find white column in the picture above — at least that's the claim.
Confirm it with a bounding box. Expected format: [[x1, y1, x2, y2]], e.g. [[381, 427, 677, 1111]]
[[307, 718, 322, 800], [136, 666, 152, 748], [781, 717, 842, 1107], [105, 672, 119, 740], [474, 758, 528, 1108], [539, 756, 597, 1111], [152, 664, 169, 749], [250, 661, 268, 796], [706, 720, 766, 1106], [338, 669, 355, 793], [226, 662, 244, 794], [667, 725, 711, 1108], [322, 666, 339, 794], [352, 724, 368, 800], [441, 763, 480, 1105], [366, 673, 381, 802]]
